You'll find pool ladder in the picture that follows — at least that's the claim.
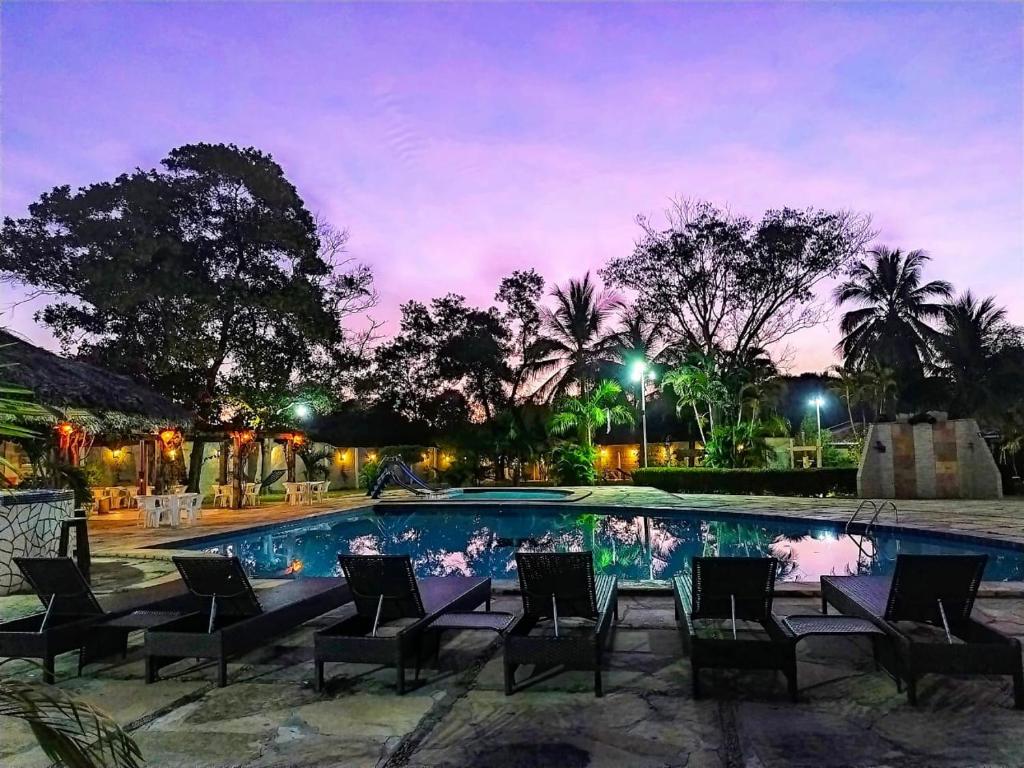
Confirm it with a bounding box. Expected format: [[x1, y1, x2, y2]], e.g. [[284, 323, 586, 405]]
[[845, 499, 899, 536]]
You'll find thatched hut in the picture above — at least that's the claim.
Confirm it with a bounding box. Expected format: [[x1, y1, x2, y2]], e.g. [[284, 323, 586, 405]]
[[1, 330, 190, 434], [1, 330, 192, 494]]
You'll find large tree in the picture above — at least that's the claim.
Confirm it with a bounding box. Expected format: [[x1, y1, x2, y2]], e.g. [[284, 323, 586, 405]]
[[932, 292, 1013, 418], [495, 269, 546, 404], [1, 143, 376, 489], [1, 144, 375, 419], [525, 272, 617, 400], [603, 199, 874, 368], [833, 246, 951, 373]]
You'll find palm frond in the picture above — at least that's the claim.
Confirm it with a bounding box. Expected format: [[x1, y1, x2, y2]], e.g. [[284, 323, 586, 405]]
[[0, 678, 143, 768]]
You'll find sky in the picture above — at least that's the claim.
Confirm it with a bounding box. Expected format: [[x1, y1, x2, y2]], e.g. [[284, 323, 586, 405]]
[[2, 1, 1022, 373]]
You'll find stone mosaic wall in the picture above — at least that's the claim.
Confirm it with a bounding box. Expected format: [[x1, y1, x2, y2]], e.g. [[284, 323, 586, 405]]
[[0, 489, 75, 595], [857, 419, 1002, 499]]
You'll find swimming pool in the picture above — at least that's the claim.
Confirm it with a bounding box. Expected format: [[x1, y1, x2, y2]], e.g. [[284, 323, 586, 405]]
[[165, 503, 1024, 584]]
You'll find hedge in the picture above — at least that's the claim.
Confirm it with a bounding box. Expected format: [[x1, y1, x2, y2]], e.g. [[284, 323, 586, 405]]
[[632, 467, 858, 497]]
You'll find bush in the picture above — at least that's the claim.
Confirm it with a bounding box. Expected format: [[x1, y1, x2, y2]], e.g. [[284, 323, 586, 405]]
[[632, 467, 857, 497], [550, 443, 598, 485]]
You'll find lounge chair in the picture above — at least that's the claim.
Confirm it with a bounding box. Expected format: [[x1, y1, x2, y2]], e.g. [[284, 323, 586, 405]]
[[503, 551, 618, 696], [821, 554, 1023, 708], [314, 554, 505, 693], [673, 557, 797, 701], [144, 555, 350, 687], [0, 557, 194, 683]]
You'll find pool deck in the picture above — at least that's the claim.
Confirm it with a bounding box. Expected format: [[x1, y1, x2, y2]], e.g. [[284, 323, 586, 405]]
[[3, 486, 1024, 766]]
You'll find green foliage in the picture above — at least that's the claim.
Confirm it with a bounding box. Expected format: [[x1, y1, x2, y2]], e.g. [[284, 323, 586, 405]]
[[661, 355, 729, 443], [550, 443, 598, 486], [297, 446, 332, 481], [702, 422, 770, 468], [0, 674, 142, 768], [358, 458, 380, 490], [633, 466, 858, 496], [549, 379, 634, 447]]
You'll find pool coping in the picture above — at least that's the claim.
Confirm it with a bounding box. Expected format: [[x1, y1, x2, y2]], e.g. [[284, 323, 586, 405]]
[[112, 496, 1024, 597]]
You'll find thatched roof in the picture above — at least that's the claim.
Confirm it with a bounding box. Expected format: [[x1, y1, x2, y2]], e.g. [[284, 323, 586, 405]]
[[1, 330, 192, 434]]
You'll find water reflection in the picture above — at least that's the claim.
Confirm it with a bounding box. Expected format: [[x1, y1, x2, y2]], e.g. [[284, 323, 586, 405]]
[[191, 506, 1024, 583]]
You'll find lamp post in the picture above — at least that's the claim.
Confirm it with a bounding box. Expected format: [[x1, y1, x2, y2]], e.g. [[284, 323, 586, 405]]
[[808, 396, 825, 467], [630, 360, 657, 468]]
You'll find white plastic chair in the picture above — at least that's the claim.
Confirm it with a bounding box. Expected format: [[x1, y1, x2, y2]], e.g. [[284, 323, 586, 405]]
[[180, 493, 202, 525], [283, 482, 306, 505], [211, 483, 231, 508], [310, 480, 327, 502], [243, 482, 260, 507], [136, 496, 166, 528]]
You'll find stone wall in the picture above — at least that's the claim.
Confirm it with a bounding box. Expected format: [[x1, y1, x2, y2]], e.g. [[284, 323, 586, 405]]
[[0, 489, 75, 595], [857, 419, 1001, 499]]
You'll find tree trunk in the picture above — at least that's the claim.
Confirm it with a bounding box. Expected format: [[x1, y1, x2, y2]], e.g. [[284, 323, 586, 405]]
[[692, 404, 706, 444], [187, 438, 205, 493]]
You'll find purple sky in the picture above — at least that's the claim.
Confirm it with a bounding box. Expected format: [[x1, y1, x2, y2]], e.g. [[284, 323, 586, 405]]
[[3, 2, 1022, 372]]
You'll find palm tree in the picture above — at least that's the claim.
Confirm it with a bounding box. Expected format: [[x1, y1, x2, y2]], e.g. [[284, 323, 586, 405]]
[[933, 291, 1008, 416], [827, 364, 867, 430], [661, 356, 728, 444], [526, 273, 616, 400], [548, 379, 634, 447], [722, 347, 778, 426], [862, 363, 897, 418], [834, 247, 952, 372]]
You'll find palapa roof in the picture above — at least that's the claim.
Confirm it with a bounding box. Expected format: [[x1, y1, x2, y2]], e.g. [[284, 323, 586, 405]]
[[1, 330, 192, 435]]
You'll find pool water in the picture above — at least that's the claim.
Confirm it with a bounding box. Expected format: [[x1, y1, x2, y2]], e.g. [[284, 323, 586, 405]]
[[168, 503, 1024, 583]]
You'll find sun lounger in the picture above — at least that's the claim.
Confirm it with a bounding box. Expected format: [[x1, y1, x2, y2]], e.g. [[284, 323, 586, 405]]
[[821, 554, 1023, 708], [673, 557, 797, 700], [503, 551, 618, 696], [0, 557, 194, 683], [314, 554, 502, 693], [144, 555, 350, 687]]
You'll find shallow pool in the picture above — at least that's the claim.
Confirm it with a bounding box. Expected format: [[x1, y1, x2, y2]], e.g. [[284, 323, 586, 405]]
[[164, 503, 1024, 583]]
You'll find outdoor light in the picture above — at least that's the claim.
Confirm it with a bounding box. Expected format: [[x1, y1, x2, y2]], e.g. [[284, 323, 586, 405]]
[[293, 403, 312, 420], [111, 448, 124, 461], [56, 422, 75, 437], [628, 359, 655, 468]]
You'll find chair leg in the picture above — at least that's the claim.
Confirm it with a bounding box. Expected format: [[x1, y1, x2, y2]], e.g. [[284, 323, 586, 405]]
[[821, 595, 828, 614], [396, 663, 406, 695], [145, 655, 160, 684], [314, 660, 324, 692], [1013, 662, 1024, 710], [43, 655, 55, 685], [906, 675, 918, 705], [691, 660, 701, 699], [218, 658, 228, 688], [594, 667, 604, 697], [503, 660, 515, 695]]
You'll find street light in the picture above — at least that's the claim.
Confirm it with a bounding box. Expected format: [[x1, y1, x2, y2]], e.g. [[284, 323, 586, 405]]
[[293, 403, 312, 420], [808, 395, 825, 467], [630, 360, 657, 468]]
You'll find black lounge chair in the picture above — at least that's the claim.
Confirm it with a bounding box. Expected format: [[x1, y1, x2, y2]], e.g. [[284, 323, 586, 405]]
[[503, 551, 618, 696], [0, 557, 194, 683], [144, 555, 350, 687], [673, 557, 797, 701], [314, 554, 503, 694], [821, 554, 1024, 708]]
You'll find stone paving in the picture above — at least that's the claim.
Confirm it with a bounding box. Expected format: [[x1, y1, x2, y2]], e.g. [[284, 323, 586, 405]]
[[2, 486, 1024, 766]]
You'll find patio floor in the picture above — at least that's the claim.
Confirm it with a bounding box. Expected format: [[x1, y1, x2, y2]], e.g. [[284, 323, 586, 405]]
[[3, 486, 1024, 766], [1, 572, 1023, 767]]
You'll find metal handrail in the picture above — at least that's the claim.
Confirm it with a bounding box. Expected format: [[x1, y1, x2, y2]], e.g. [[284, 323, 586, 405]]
[[845, 500, 877, 534], [865, 500, 898, 536]]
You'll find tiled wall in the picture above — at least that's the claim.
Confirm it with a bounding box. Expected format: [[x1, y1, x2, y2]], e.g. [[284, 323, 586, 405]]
[[0, 490, 75, 595], [857, 419, 1001, 499]]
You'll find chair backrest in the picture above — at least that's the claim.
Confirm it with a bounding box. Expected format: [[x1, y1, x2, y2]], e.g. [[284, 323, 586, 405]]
[[884, 554, 987, 625], [338, 554, 425, 621], [172, 556, 263, 620], [15, 557, 104, 617], [515, 551, 598, 619], [689, 557, 778, 622], [283, 482, 301, 493]]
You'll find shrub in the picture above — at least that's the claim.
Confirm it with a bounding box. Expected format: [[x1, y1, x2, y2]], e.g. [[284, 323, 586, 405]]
[[632, 467, 857, 497], [358, 458, 380, 490], [550, 443, 598, 485]]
